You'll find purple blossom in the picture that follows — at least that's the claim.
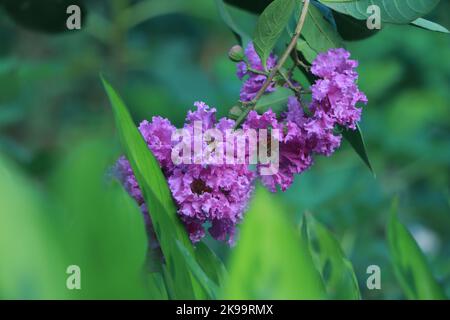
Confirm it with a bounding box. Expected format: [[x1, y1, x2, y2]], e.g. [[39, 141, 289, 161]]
[[310, 48, 367, 130], [115, 102, 255, 245], [237, 43, 278, 101], [243, 109, 313, 192]]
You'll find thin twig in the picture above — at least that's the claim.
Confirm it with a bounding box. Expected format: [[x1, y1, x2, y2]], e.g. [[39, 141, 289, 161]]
[[233, 0, 311, 129]]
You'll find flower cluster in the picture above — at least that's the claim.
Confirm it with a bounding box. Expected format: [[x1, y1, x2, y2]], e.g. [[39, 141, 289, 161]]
[[239, 45, 367, 192], [115, 103, 255, 245], [115, 44, 366, 245]]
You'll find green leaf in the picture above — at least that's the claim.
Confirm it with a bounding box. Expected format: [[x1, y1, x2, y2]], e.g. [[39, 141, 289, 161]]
[[301, 214, 361, 300], [387, 199, 447, 299], [320, 0, 440, 24], [255, 87, 293, 114], [253, 0, 296, 68], [216, 0, 253, 45], [101, 76, 205, 299], [411, 18, 450, 33], [195, 242, 228, 288], [51, 140, 152, 299], [341, 124, 374, 175], [333, 11, 379, 41], [223, 186, 326, 299], [296, 39, 318, 63], [224, 0, 272, 14], [300, 3, 344, 54], [176, 241, 219, 299], [0, 156, 67, 299]]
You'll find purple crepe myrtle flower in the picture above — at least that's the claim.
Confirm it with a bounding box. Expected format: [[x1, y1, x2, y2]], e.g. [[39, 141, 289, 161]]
[[170, 102, 255, 245], [310, 48, 367, 130], [242, 47, 366, 192], [115, 102, 255, 245], [237, 42, 278, 101]]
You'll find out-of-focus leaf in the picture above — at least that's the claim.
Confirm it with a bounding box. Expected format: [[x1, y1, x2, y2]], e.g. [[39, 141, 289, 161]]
[[51, 140, 151, 299], [255, 87, 293, 115], [342, 124, 374, 175], [320, 0, 440, 24], [101, 77, 205, 299], [253, 0, 296, 68], [301, 214, 361, 299], [224, 186, 326, 299], [411, 18, 450, 33], [387, 199, 447, 299], [0, 156, 66, 299], [1, 0, 87, 34], [216, 0, 253, 45], [176, 241, 219, 299]]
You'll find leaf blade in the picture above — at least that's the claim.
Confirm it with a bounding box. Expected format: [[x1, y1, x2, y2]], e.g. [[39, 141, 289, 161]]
[[387, 199, 447, 299], [253, 0, 296, 67]]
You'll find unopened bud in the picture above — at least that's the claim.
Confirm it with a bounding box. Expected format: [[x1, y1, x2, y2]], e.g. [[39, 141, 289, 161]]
[[228, 45, 244, 62]]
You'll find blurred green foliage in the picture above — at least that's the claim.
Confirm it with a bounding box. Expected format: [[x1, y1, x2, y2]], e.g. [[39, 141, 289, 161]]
[[0, 0, 449, 299]]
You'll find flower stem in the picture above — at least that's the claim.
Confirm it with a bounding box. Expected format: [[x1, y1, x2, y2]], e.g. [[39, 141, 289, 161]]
[[233, 0, 310, 129]]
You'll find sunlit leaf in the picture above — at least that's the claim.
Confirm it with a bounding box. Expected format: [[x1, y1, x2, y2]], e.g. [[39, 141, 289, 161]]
[[224, 186, 326, 299]]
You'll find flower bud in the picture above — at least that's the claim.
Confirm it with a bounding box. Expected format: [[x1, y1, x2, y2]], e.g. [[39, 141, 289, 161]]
[[228, 45, 244, 62]]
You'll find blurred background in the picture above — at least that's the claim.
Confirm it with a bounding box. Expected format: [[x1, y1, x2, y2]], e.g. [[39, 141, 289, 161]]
[[0, 0, 449, 299]]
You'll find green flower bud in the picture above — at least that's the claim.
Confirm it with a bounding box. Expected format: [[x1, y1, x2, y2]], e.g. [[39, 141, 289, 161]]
[[228, 45, 245, 62]]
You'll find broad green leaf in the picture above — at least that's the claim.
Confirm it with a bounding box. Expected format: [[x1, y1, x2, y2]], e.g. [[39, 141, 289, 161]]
[[387, 199, 447, 300], [296, 39, 318, 63], [255, 87, 294, 114], [176, 241, 219, 299], [216, 0, 253, 45], [301, 214, 361, 300], [333, 11, 379, 41], [320, 0, 440, 24], [253, 0, 296, 68], [300, 3, 344, 53], [223, 186, 326, 299], [411, 18, 450, 33], [101, 77, 205, 299], [341, 124, 374, 175]]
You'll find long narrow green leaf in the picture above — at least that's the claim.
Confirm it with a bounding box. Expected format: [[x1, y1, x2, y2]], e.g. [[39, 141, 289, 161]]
[[101, 76, 204, 299], [411, 18, 450, 34], [301, 214, 361, 300], [342, 124, 374, 175], [387, 199, 447, 299], [176, 241, 219, 299], [224, 186, 326, 299], [195, 242, 228, 288]]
